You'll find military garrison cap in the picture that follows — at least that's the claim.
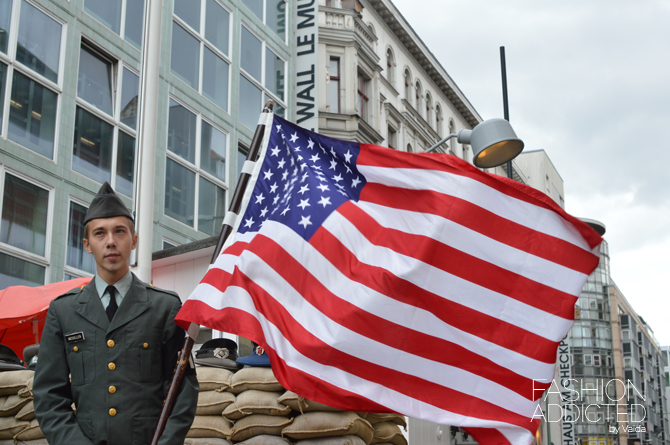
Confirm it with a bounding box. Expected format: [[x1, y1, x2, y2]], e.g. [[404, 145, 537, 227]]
[[195, 338, 242, 370], [0, 344, 26, 371], [83, 182, 133, 226]]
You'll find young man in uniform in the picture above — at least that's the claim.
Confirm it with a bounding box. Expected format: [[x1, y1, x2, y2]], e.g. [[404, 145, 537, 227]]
[[34, 182, 198, 445]]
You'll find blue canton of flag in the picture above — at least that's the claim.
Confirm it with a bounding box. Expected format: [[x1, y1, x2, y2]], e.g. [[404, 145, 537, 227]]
[[238, 115, 367, 241]]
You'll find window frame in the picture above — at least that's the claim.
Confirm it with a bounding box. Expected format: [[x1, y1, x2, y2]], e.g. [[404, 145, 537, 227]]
[[0, 166, 53, 285], [329, 56, 340, 114], [414, 79, 422, 113], [435, 103, 442, 137], [164, 96, 229, 235], [387, 125, 396, 149], [72, 41, 139, 198], [241, 0, 287, 42], [357, 70, 369, 122], [63, 196, 95, 279], [171, 0, 233, 112], [0, 0, 66, 162], [385, 47, 394, 86], [82, 0, 146, 50], [238, 23, 287, 128], [425, 91, 432, 125]]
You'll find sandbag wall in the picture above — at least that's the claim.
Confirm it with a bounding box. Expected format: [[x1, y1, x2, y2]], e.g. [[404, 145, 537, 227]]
[[189, 366, 408, 445], [0, 370, 46, 444]]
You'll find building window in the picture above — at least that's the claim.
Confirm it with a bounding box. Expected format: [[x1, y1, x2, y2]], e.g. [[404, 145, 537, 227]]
[[385, 47, 394, 85], [83, 0, 145, 49], [357, 72, 369, 122], [163, 239, 178, 250], [435, 104, 442, 136], [239, 25, 286, 129], [387, 125, 396, 149], [0, 171, 51, 287], [65, 201, 95, 276], [620, 314, 629, 328], [406, 143, 412, 153], [242, 0, 286, 40], [425, 92, 432, 125], [73, 44, 139, 197], [165, 98, 228, 236], [237, 145, 249, 179], [2, 1, 63, 160], [448, 120, 456, 154], [329, 57, 340, 113], [171, 0, 231, 111], [415, 80, 421, 112], [404, 69, 411, 103]]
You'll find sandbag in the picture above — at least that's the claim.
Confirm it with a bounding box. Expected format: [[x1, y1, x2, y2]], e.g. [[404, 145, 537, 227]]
[[229, 414, 293, 442], [359, 413, 406, 428], [0, 416, 29, 440], [370, 422, 406, 445], [236, 434, 292, 445], [223, 390, 290, 420], [13, 419, 43, 441], [295, 435, 368, 445], [0, 395, 31, 417], [14, 401, 35, 421], [196, 367, 234, 392], [228, 368, 284, 394], [278, 391, 344, 414], [183, 438, 232, 445], [196, 390, 236, 416], [0, 372, 33, 397], [186, 415, 233, 439], [283, 412, 374, 445]]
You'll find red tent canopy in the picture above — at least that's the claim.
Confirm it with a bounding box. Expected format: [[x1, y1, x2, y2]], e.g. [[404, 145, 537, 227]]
[[0, 277, 92, 359]]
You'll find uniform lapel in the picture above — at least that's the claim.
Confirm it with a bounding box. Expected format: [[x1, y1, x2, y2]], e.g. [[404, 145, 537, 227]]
[[108, 274, 150, 333], [74, 281, 110, 331]]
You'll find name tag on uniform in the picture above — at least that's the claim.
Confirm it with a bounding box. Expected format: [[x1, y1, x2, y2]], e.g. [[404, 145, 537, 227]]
[[65, 332, 85, 343]]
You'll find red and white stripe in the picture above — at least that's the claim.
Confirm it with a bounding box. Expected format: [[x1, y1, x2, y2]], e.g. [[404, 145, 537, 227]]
[[177, 144, 601, 445]]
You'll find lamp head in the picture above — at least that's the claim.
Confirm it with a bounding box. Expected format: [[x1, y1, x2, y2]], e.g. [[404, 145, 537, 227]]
[[457, 118, 524, 168]]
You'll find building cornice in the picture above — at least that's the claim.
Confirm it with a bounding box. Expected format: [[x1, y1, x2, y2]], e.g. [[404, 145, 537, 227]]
[[364, 0, 482, 129]]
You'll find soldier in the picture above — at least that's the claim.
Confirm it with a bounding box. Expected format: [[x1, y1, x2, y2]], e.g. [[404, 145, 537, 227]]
[[33, 182, 198, 445]]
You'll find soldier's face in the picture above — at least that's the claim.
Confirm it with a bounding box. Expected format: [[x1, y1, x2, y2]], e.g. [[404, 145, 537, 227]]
[[83, 216, 138, 283]]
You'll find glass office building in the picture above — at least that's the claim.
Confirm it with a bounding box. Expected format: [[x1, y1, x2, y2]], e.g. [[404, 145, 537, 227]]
[[0, 0, 290, 287]]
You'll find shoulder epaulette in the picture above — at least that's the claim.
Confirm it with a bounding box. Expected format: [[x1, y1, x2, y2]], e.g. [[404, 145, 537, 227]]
[[54, 286, 85, 300], [146, 283, 180, 299]]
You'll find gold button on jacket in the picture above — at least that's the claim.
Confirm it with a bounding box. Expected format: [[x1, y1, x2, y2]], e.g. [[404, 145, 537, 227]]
[[108, 386, 116, 394], [107, 339, 115, 348], [108, 362, 116, 371], [108, 408, 117, 417], [143, 342, 149, 349], [73, 346, 79, 352]]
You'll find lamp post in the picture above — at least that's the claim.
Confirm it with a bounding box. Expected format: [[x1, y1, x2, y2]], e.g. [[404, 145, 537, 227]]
[[425, 118, 524, 168]]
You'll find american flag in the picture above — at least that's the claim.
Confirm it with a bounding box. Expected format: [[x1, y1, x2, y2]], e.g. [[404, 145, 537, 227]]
[[176, 115, 602, 445]]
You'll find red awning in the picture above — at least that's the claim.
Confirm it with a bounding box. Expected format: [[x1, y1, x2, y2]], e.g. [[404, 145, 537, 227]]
[[0, 277, 92, 359]]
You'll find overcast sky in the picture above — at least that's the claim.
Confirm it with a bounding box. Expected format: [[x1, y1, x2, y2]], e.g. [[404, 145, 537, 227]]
[[389, 0, 670, 344]]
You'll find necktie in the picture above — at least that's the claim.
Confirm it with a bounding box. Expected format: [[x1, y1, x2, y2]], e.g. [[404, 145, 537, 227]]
[[106, 286, 118, 321]]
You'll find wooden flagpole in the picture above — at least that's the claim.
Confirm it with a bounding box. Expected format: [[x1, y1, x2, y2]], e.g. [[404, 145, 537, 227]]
[[151, 99, 274, 445]]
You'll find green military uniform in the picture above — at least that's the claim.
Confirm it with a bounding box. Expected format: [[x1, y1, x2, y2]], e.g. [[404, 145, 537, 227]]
[[33, 275, 199, 445]]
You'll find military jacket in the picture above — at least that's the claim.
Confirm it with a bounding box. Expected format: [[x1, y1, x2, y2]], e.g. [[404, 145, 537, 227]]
[[33, 275, 198, 445]]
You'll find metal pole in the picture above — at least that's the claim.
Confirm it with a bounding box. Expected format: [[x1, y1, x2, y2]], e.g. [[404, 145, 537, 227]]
[[500, 46, 513, 180], [134, 0, 163, 282]]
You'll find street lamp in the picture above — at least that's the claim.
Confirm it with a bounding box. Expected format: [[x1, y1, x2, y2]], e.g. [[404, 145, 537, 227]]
[[425, 118, 524, 168]]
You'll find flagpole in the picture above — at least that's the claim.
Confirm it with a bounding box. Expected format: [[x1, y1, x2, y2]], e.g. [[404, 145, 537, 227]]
[[211, 99, 275, 261], [150, 99, 274, 445]]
